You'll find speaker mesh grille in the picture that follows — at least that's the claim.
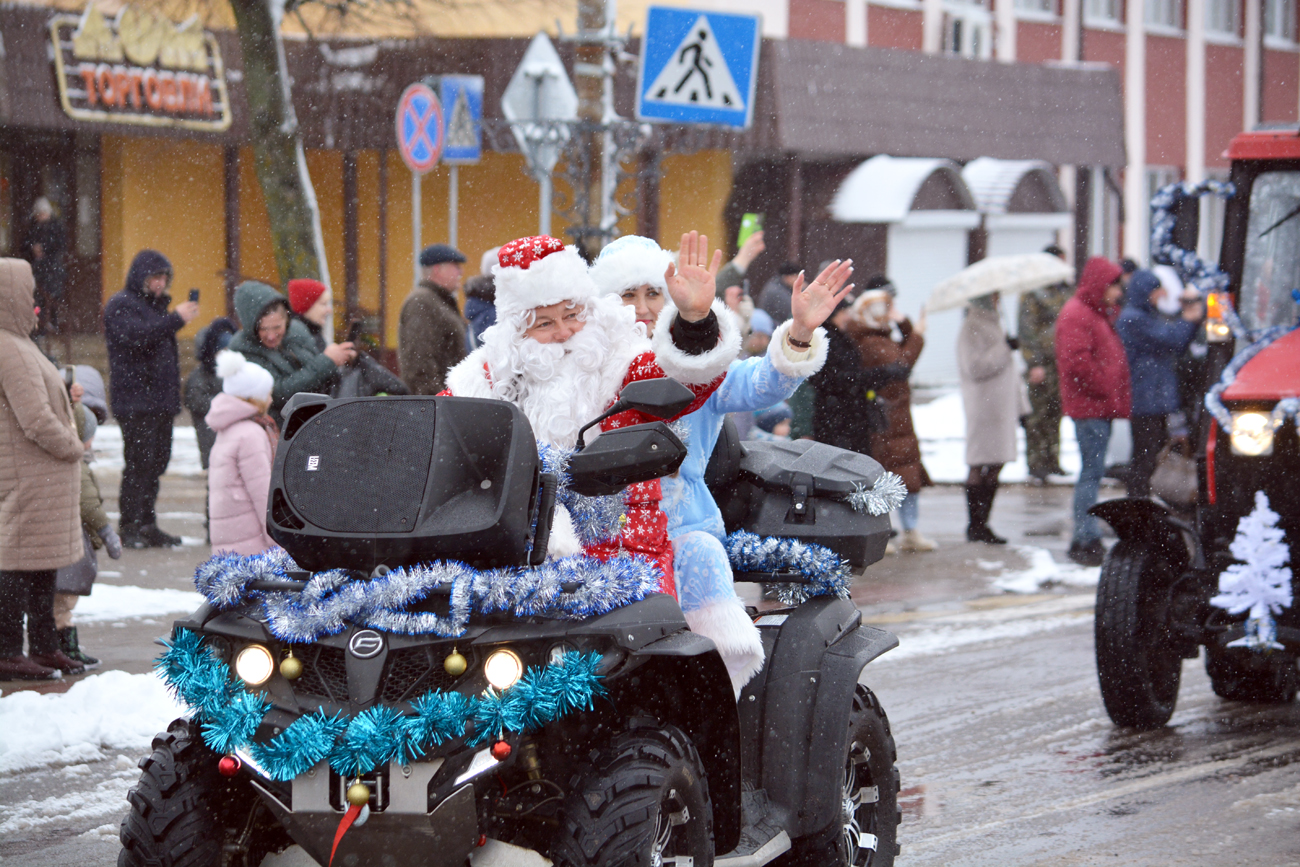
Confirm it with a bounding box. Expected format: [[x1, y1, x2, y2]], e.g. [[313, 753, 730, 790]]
[[282, 402, 438, 533]]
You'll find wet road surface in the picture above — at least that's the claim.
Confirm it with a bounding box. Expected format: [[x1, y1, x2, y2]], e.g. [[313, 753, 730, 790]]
[[867, 595, 1300, 866]]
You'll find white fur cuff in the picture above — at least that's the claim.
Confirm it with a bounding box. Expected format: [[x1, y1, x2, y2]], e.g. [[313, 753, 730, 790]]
[[769, 321, 828, 378], [546, 504, 583, 559], [650, 298, 742, 386], [682, 598, 766, 696]]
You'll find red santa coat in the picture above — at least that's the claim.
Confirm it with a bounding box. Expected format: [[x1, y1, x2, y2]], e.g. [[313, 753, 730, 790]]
[[442, 298, 742, 597]]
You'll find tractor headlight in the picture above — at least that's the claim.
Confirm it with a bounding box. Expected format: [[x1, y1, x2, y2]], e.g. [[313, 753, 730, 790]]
[[234, 644, 275, 686], [1230, 411, 1275, 456], [484, 649, 524, 690]]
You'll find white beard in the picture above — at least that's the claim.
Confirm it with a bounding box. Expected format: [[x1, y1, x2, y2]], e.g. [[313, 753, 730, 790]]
[[480, 296, 648, 448]]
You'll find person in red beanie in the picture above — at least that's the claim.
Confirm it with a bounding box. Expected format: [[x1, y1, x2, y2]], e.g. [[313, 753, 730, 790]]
[[287, 278, 332, 353], [1055, 257, 1129, 566]]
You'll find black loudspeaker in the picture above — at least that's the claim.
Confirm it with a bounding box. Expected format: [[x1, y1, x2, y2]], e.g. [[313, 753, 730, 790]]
[[267, 394, 542, 573]]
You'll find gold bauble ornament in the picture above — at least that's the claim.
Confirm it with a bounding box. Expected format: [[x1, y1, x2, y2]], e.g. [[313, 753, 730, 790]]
[[346, 782, 371, 806], [279, 655, 303, 680], [444, 649, 467, 677]]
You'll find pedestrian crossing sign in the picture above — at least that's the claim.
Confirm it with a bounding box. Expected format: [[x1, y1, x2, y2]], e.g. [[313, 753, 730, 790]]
[[636, 6, 761, 129], [440, 75, 483, 164]]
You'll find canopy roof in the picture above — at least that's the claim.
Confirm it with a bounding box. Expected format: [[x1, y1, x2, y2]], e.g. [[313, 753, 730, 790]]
[[831, 156, 976, 224]]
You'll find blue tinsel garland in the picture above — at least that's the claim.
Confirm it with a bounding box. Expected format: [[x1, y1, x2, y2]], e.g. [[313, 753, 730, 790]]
[[1150, 180, 1236, 295], [537, 441, 627, 546], [724, 530, 851, 605], [194, 550, 662, 644], [1204, 321, 1300, 432], [156, 628, 606, 780]]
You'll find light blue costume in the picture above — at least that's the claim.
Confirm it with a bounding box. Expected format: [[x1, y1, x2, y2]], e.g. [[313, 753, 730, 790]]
[[590, 235, 826, 692]]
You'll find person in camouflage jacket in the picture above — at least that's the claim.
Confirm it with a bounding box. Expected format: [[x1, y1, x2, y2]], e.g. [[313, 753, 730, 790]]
[[1017, 246, 1073, 481]]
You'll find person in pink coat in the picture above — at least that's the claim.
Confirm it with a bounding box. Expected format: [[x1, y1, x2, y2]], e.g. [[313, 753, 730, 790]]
[[206, 351, 278, 556]]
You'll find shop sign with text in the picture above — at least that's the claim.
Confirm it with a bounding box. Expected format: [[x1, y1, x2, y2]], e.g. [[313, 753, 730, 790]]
[[49, 5, 232, 132]]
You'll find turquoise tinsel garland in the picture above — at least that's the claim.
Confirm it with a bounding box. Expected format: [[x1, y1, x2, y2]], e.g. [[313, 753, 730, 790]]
[[156, 629, 606, 781]]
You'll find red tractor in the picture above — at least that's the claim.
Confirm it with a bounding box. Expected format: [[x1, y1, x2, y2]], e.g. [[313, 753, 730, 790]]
[[1093, 127, 1300, 729]]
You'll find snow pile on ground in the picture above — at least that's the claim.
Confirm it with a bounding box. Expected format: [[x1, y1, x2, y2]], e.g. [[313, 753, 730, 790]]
[[91, 424, 202, 477], [75, 583, 204, 623], [911, 390, 1084, 485], [0, 671, 184, 775], [1, 759, 142, 838], [989, 545, 1101, 593]]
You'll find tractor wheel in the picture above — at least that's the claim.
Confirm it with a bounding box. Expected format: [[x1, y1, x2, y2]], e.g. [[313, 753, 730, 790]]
[[777, 685, 900, 867], [119, 718, 290, 867], [552, 723, 714, 867], [1205, 645, 1299, 704], [1094, 540, 1183, 729]]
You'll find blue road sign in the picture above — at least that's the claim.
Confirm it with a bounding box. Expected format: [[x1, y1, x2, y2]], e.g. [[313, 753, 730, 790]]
[[636, 6, 761, 129], [440, 75, 484, 165], [396, 83, 443, 174]]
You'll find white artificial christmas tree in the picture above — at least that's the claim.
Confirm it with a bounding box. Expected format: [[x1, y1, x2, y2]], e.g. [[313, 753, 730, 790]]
[[1210, 490, 1293, 651]]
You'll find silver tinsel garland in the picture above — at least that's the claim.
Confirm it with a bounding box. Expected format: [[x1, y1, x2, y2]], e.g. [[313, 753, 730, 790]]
[[724, 530, 852, 605], [537, 441, 628, 546], [193, 550, 662, 643], [845, 472, 908, 516], [1150, 180, 1235, 295]]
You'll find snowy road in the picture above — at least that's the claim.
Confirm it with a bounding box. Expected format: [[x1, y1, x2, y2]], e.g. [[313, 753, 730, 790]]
[[868, 598, 1300, 866]]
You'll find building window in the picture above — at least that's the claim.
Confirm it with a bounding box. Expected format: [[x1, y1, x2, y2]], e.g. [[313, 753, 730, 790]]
[[1015, 0, 1056, 14], [1265, 0, 1296, 39], [1146, 0, 1183, 29], [1207, 0, 1240, 35], [944, 0, 993, 57], [1085, 0, 1122, 25]]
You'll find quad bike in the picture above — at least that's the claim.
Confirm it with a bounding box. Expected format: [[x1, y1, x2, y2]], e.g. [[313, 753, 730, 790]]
[[1093, 128, 1300, 730], [119, 378, 903, 867]]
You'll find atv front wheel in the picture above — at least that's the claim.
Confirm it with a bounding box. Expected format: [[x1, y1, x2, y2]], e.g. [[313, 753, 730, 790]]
[[552, 723, 714, 867], [1094, 540, 1183, 729], [119, 718, 290, 867], [1205, 645, 1299, 704], [778, 685, 900, 867]]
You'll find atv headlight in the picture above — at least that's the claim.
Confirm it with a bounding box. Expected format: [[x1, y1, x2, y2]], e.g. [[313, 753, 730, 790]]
[[1230, 411, 1275, 456], [234, 644, 275, 686], [484, 649, 523, 690]]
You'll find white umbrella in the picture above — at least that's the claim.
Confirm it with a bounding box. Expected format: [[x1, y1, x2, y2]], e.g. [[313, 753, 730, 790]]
[[925, 253, 1074, 313]]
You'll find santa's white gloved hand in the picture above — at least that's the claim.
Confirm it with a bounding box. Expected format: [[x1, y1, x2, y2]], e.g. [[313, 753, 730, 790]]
[[99, 525, 122, 559]]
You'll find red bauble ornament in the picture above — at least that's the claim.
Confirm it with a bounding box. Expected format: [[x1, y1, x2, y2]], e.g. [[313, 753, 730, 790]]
[[490, 740, 512, 761], [218, 755, 242, 777]]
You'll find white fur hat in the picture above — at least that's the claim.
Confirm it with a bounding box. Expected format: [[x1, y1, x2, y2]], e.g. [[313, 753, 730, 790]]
[[216, 350, 274, 401], [493, 235, 598, 318], [589, 235, 674, 296]]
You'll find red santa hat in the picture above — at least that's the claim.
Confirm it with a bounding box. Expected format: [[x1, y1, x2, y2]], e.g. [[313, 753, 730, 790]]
[[493, 236, 598, 318]]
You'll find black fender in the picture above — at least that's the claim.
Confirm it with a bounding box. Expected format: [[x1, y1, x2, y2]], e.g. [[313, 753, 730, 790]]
[[755, 596, 898, 838], [604, 629, 743, 855], [1089, 497, 1204, 571]]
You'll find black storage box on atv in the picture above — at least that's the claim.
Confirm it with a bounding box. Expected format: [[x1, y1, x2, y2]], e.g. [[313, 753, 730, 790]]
[[707, 420, 892, 569], [266, 394, 546, 573]]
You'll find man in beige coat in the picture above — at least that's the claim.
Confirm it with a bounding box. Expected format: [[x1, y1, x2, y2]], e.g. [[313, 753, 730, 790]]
[[0, 258, 86, 680]]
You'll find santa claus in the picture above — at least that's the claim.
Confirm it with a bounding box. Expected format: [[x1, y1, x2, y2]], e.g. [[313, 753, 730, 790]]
[[442, 232, 741, 589]]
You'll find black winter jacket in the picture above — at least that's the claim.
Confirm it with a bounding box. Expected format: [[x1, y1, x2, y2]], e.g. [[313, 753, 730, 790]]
[[810, 323, 909, 456], [103, 250, 183, 417]]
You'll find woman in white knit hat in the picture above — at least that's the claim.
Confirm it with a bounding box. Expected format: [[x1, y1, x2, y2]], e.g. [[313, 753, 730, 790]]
[[590, 234, 850, 696], [205, 351, 279, 556]]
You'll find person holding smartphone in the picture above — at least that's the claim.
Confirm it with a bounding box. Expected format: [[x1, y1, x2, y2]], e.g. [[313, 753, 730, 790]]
[[102, 250, 199, 549]]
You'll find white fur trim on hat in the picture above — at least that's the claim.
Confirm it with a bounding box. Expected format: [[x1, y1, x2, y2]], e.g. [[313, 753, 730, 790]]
[[216, 350, 274, 401], [769, 320, 828, 378], [493, 245, 597, 318], [589, 235, 674, 296], [650, 298, 742, 385], [683, 598, 765, 697]]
